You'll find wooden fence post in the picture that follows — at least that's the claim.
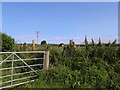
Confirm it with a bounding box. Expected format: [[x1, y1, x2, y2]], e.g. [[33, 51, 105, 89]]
[[43, 51, 49, 70]]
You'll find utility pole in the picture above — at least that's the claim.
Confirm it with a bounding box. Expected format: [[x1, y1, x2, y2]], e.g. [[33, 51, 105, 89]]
[[36, 31, 39, 44]]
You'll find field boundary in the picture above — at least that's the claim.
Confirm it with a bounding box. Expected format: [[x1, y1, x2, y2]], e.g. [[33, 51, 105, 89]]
[[0, 51, 49, 89]]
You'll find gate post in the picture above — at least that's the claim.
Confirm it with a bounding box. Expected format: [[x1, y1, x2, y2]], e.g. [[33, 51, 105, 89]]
[[43, 51, 49, 70]]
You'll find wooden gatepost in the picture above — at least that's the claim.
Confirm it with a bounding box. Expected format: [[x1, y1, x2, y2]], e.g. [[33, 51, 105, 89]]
[[43, 51, 50, 70], [32, 40, 35, 50]]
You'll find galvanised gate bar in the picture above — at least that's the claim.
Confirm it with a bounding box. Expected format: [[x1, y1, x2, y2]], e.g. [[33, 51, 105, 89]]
[[0, 51, 49, 89]]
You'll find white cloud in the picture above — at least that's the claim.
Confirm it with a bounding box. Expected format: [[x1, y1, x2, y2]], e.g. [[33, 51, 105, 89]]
[[41, 36, 118, 44], [14, 34, 118, 44], [92, 36, 118, 43]]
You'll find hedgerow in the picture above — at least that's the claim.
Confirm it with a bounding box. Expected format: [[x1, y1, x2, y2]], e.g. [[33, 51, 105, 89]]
[[20, 39, 120, 88], [1, 35, 118, 88]]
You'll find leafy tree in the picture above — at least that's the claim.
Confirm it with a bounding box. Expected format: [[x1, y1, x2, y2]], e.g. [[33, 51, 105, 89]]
[[112, 39, 117, 44], [91, 38, 95, 46], [84, 36, 89, 50], [108, 40, 111, 46], [0, 32, 15, 52], [84, 36, 88, 45], [59, 43, 64, 47], [112, 39, 117, 46], [98, 37, 102, 46], [41, 40, 47, 45]]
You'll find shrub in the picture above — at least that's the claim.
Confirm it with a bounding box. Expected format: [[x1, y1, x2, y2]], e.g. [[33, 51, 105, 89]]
[[41, 40, 47, 45], [0, 33, 15, 52]]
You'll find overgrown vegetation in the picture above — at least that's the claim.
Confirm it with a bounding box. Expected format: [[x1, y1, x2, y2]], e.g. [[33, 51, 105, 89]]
[[41, 40, 47, 45], [1, 33, 120, 88], [19, 39, 120, 88], [0, 32, 15, 52]]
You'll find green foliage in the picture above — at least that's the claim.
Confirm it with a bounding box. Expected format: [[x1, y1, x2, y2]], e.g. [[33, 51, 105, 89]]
[[84, 36, 89, 50], [91, 38, 95, 46], [41, 40, 47, 45], [111, 39, 117, 47], [59, 43, 64, 47], [114, 63, 120, 74], [4, 39, 118, 88], [20, 42, 120, 88], [98, 37, 102, 46], [0, 33, 15, 52], [62, 44, 76, 57], [112, 39, 117, 44]]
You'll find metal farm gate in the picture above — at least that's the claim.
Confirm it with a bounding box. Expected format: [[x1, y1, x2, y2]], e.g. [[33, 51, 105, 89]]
[[0, 51, 49, 89]]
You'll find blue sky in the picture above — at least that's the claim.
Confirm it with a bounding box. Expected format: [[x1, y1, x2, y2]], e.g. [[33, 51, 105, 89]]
[[2, 2, 118, 44]]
